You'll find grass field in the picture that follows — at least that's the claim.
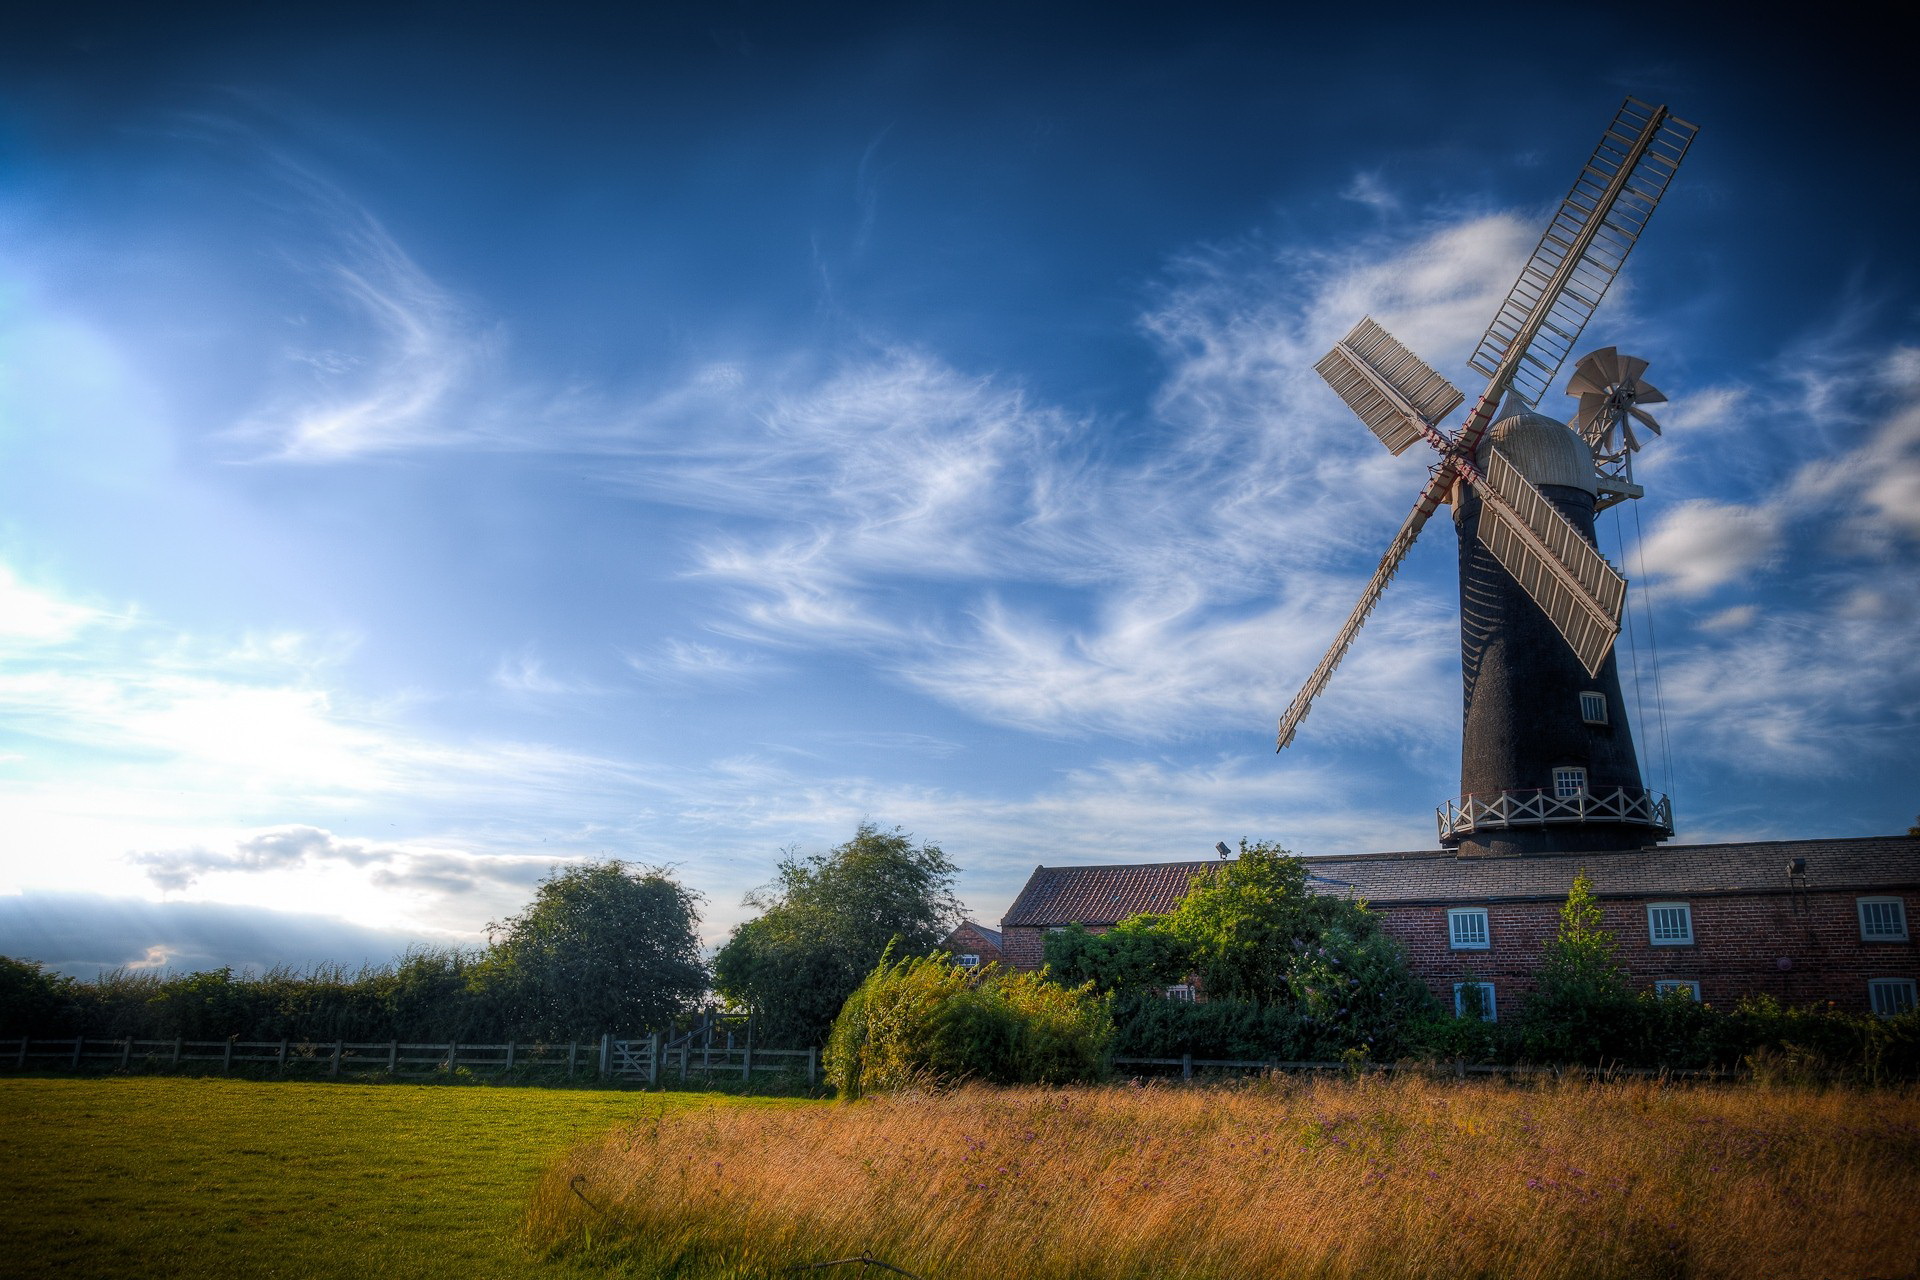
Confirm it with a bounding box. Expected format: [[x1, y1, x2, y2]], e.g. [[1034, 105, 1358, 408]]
[[534, 1075, 1920, 1280], [0, 1076, 802, 1280]]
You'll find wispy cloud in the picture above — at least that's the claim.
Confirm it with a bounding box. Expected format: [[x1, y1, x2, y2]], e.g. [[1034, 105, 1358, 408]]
[[225, 147, 497, 461]]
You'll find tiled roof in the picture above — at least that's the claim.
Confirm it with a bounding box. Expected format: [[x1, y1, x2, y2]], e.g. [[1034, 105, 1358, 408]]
[[1003, 861, 1220, 927], [945, 921, 1004, 949], [1000, 836, 1920, 927]]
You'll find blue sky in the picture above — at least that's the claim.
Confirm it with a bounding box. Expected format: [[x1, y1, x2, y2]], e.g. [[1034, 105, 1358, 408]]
[[2, 3, 1914, 975]]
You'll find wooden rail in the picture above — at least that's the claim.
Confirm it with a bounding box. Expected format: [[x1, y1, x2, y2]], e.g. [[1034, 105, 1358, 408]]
[[0, 1034, 824, 1086], [1112, 1055, 1737, 1081]]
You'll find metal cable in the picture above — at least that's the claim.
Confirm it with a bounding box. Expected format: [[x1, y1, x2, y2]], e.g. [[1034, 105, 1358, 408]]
[[1629, 500, 1676, 803], [1610, 506, 1656, 790]]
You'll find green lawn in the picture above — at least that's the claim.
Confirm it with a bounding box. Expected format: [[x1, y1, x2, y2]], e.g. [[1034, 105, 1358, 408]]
[[0, 1076, 806, 1279]]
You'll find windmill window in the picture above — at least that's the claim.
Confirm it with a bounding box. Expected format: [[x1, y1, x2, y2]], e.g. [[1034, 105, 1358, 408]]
[[1654, 979, 1701, 1001], [1580, 692, 1608, 724], [1648, 902, 1694, 946], [1869, 978, 1917, 1018], [956, 953, 981, 968], [1552, 767, 1588, 799], [1166, 984, 1197, 1003], [1453, 982, 1497, 1021], [1857, 898, 1909, 942], [1448, 908, 1491, 950]]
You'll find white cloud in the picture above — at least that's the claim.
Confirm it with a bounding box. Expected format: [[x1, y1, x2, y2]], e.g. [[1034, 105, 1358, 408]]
[[1638, 499, 1783, 596], [0, 564, 113, 644], [229, 154, 495, 461]]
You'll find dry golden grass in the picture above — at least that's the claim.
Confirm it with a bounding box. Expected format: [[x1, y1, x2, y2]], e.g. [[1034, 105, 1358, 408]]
[[530, 1075, 1920, 1280]]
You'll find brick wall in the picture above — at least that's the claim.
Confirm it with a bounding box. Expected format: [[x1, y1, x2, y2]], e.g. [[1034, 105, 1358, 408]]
[[1003, 890, 1918, 1015], [1377, 888, 1918, 1014], [944, 922, 1006, 967]]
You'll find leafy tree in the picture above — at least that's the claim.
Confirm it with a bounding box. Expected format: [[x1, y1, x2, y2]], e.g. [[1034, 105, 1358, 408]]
[[1518, 870, 1635, 1063], [484, 861, 706, 1039], [0, 957, 76, 1035], [1042, 917, 1191, 994], [713, 823, 963, 1046], [825, 953, 1111, 1097], [1051, 842, 1434, 1060], [1157, 842, 1317, 1002]]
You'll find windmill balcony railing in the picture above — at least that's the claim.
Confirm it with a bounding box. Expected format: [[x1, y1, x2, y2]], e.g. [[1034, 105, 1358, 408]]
[[1437, 786, 1673, 841]]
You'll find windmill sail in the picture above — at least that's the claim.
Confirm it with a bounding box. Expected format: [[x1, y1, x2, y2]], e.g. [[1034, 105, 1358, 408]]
[[1469, 447, 1626, 675], [1276, 472, 1450, 749], [1314, 317, 1464, 455], [1467, 98, 1698, 407]]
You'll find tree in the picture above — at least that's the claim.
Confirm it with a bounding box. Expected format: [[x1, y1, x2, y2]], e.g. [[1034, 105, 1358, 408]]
[[0, 957, 75, 1036], [713, 823, 963, 1046], [1043, 917, 1191, 994], [825, 953, 1111, 1097], [484, 861, 706, 1039], [1146, 841, 1436, 1057], [1518, 870, 1635, 1063]]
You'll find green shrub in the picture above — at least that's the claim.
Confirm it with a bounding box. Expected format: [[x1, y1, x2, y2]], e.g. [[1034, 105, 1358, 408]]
[[826, 954, 1111, 1098]]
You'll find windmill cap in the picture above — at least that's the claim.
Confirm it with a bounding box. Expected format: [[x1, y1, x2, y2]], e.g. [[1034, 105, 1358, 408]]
[[1479, 407, 1596, 495]]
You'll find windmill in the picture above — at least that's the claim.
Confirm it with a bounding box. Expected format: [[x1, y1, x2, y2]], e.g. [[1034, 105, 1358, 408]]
[[1275, 97, 1696, 856]]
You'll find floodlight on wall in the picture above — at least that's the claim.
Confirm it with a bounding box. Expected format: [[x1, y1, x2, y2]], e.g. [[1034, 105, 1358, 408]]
[[1215, 841, 1232, 859]]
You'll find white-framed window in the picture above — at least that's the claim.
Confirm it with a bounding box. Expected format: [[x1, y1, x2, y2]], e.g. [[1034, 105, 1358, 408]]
[[1858, 897, 1910, 942], [1448, 908, 1490, 951], [1579, 691, 1608, 725], [1648, 902, 1694, 946], [1868, 978, 1917, 1017], [956, 953, 981, 968], [1552, 767, 1588, 799], [1165, 984, 1196, 1003], [1453, 981, 1497, 1021], [1653, 979, 1701, 1001]]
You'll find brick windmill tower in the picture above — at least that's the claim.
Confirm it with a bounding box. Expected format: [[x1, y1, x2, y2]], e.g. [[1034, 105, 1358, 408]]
[[1274, 98, 1697, 858]]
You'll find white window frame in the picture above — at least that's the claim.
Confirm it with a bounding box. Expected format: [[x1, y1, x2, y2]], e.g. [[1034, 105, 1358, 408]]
[[1447, 908, 1490, 951], [1453, 981, 1497, 1021], [1552, 766, 1588, 799], [1868, 978, 1917, 1018], [1647, 902, 1694, 946], [1579, 691, 1608, 725], [1165, 984, 1196, 1003], [956, 953, 981, 968], [1653, 979, 1701, 1001], [1857, 897, 1909, 942]]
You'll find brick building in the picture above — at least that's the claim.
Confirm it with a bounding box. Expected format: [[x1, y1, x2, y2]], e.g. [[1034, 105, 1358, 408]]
[[939, 920, 1005, 970], [998, 835, 1920, 1017]]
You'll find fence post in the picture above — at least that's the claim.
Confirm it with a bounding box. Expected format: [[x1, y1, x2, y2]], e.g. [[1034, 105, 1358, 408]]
[[121, 1037, 132, 1069], [599, 1033, 610, 1079], [807, 1046, 817, 1086], [567, 1040, 577, 1079], [1455, 1058, 1466, 1080], [648, 1033, 660, 1087], [330, 1041, 342, 1077], [172, 1037, 182, 1066], [447, 1041, 459, 1075], [223, 1039, 233, 1074], [71, 1036, 84, 1069], [388, 1040, 399, 1074], [15, 1037, 26, 1069], [279, 1039, 289, 1073], [1181, 1053, 1193, 1081]]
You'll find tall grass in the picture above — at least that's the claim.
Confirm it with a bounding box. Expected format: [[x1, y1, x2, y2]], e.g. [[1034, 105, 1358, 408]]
[[531, 1075, 1920, 1279]]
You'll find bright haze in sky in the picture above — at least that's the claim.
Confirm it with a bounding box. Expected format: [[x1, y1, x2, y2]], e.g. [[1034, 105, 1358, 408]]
[[2, 3, 1914, 975]]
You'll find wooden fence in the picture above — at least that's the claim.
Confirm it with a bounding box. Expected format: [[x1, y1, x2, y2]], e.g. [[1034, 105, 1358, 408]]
[[1, 1034, 820, 1085], [1112, 1055, 1736, 1081]]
